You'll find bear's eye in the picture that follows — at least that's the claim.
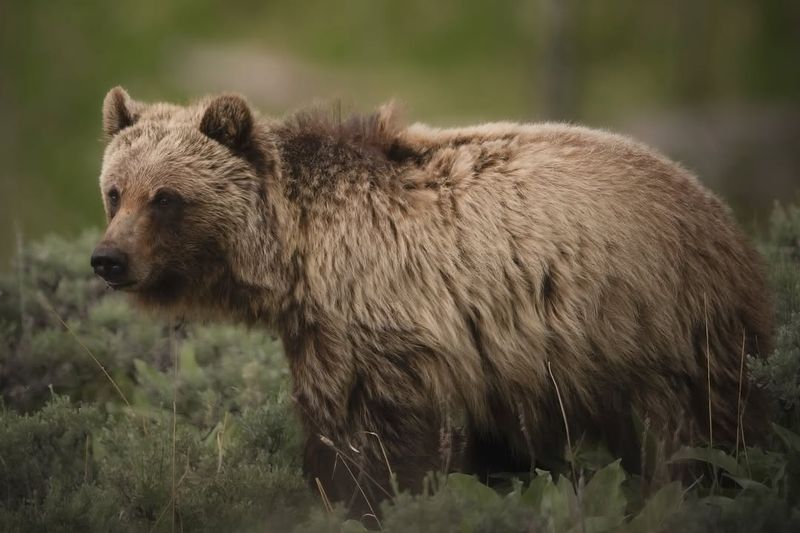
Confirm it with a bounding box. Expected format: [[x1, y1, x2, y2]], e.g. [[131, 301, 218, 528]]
[[107, 188, 120, 207], [152, 190, 181, 209]]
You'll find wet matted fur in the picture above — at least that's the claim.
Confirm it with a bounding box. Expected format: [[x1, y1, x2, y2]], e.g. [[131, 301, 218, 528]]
[[96, 87, 773, 517]]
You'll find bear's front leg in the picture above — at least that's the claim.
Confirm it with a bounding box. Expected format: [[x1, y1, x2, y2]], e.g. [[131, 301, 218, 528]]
[[283, 323, 450, 521], [301, 389, 446, 524]]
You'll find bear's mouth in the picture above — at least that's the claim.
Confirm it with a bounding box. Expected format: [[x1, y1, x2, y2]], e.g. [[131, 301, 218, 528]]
[[107, 280, 137, 290]]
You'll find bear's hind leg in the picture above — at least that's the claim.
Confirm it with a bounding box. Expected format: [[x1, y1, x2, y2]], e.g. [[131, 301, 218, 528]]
[[463, 425, 532, 484], [462, 396, 536, 483]]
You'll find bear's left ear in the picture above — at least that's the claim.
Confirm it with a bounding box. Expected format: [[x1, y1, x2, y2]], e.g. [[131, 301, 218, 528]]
[[200, 94, 254, 151], [103, 86, 140, 139]]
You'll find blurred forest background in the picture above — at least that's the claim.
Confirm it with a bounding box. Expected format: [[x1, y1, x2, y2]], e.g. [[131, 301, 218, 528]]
[[1, 0, 798, 267], [2, 2, 800, 530]]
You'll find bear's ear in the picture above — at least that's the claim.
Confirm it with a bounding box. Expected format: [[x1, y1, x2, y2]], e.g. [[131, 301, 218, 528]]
[[102, 86, 138, 139], [199, 94, 254, 151]]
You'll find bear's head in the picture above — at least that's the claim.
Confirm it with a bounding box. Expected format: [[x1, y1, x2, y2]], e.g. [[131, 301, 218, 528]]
[[92, 87, 282, 318]]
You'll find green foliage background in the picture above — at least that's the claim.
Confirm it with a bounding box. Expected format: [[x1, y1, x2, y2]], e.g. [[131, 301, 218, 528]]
[[1, 0, 799, 264]]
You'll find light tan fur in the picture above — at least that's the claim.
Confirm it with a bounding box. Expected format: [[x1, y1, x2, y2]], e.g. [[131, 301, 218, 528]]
[[96, 88, 773, 515]]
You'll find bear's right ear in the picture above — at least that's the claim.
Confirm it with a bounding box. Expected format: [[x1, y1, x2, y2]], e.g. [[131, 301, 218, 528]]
[[102, 86, 138, 139], [199, 94, 254, 152]]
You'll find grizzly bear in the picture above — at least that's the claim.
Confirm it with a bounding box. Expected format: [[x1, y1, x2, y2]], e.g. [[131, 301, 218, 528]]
[[92, 87, 772, 517]]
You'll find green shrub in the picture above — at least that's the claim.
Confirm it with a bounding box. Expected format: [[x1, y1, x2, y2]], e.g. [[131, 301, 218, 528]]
[[0, 201, 799, 531], [0, 396, 310, 532], [0, 397, 118, 532], [753, 202, 800, 430]]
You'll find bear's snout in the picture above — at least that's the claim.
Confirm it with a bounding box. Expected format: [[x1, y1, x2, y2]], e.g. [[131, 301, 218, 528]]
[[90, 245, 131, 288]]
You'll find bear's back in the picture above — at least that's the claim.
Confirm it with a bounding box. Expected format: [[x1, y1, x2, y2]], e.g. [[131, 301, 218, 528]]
[[288, 118, 771, 445]]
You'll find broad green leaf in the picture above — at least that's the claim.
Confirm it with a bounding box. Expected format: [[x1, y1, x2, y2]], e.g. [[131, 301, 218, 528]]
[[341, 519, 368, 532], [541, 476, 578, 532], [574, 446, 616, 471], [624, 481, 682, 533], [741, 446, 787, 488], [446, 473, 501, 504], [702, 495, 735, 508], [178, 342, 203, 383], [772, 423, 800, 454], [669, 446, 742, 476], [723, 475, 771, 493], [133, 358, 171, 392], [582, 459, 626, 522], [569, 515, 626, 533], [522, 471, 553, 509]]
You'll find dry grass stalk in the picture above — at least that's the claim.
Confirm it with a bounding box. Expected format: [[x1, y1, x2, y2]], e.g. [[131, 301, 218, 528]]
[[318, 435, 393, 499], [41, 297, 132, 408], [170, 320, 180, 533], [337, 452, 382, 529], [364, 431, 395, 479], [84, 433, 91, 483], [547, 360, 577, 483], [740, 417, 751, 477], [735, 329, 746, 460], [216, 412, 229, 474], [149, 463, 190, 533], [546, 361, 587, 533], [703, 293, 713, 448], [315, 477, 334, 514], [14, 224, 30, 343]]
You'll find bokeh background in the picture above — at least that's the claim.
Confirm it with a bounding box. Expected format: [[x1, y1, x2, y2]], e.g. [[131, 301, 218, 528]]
[[2, 4, 800, 530], [1, 0, 799, 266]]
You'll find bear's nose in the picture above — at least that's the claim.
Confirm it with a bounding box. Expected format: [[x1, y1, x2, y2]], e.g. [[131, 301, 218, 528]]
[[90, 245, 129, 285]]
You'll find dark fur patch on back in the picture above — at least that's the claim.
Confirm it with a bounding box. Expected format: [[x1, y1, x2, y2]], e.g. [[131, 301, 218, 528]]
[[277, 105, 419, 205], [387, 140, 428, 165], [280, 103, 405, 157]]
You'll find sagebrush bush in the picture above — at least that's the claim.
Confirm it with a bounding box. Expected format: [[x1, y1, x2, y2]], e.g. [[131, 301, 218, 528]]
[[1, 201, 799, 531], [753, 202, 800, 431]]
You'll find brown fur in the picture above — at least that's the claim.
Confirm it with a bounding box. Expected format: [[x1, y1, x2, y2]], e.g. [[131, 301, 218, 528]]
[[96, 87, 773, 516]]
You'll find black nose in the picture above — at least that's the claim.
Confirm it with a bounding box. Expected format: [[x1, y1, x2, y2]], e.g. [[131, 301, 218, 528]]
[[90, 245, 129, 283]]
